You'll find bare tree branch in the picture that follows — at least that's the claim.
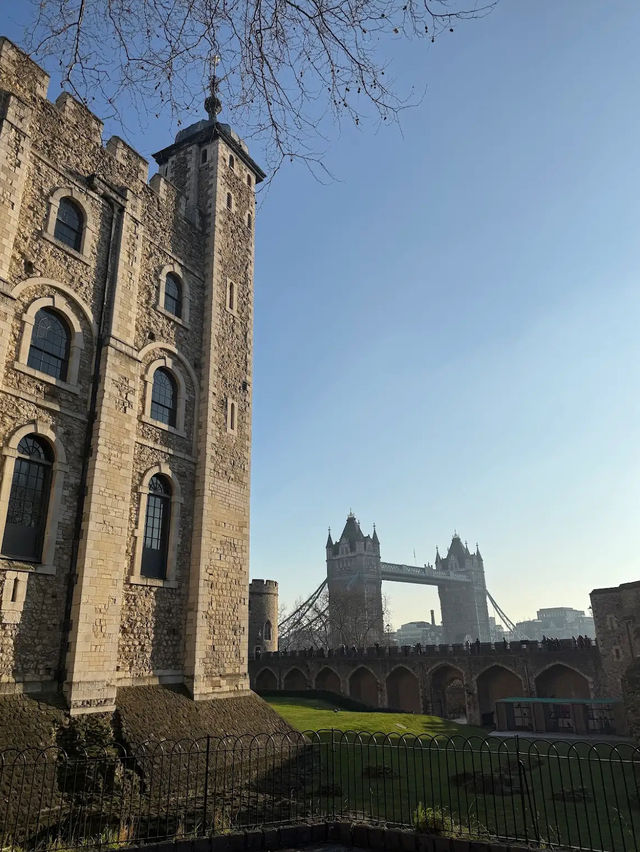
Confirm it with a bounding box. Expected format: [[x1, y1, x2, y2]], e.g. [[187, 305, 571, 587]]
[[22, 0, 498, 173]]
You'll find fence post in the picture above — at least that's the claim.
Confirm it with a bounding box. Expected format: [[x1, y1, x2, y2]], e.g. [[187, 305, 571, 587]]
[[203, 735, 211, 835]]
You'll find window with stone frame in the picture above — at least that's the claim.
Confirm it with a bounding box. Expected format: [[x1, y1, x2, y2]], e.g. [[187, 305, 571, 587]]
[[164, 273, 183, 318], [1, 435, 53, 562], [264, 620, 272, 641], [150, 368, 178, 427], [27, 307, 71, 381], [54, 197, 84, 251], [141, 474, 172, 579]]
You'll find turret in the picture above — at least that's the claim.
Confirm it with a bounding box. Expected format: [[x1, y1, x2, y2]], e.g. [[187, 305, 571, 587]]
[[248, 579, 279, 654]]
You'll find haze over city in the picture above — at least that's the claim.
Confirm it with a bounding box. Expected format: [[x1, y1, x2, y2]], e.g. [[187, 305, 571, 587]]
[[6, 0, 639, 629]]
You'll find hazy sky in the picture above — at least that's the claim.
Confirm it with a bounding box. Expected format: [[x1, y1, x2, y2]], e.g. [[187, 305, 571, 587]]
[[6, 2, 640, 629]]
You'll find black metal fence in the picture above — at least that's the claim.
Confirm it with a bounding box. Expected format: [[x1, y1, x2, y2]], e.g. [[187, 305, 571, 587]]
[[1, 731, 639, 852]]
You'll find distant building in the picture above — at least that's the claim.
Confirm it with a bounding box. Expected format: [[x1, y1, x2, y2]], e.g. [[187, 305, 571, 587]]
[[395, 615, 442, 647], [514, 607, 595, 641], [489, 616, 506, 642]]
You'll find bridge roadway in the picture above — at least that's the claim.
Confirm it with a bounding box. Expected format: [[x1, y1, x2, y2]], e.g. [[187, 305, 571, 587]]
[[380, 562, 471, 585], [249, 640, 602, 727]]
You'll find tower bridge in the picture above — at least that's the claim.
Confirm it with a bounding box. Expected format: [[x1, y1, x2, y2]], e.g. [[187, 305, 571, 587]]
[[322, 513, 493, 646]]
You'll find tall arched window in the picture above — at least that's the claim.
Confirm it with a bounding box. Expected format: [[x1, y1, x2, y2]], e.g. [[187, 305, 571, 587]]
[[150, 368, 177, 426], [54, 198, 84, 251], [27, 308, 71, 380], [164, 273, 182, 318], [141, 474, 171, 579], [264, 620, 272, 641], [1, 435, 53, 561]]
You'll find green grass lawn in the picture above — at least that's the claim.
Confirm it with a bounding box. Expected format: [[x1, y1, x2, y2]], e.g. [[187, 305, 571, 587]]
[[265, 696, 640, 851], [267, 695, 486, 737]]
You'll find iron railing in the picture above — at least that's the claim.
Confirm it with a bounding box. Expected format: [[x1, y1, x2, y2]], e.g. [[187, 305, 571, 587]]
[[1, 731, 639, 852]]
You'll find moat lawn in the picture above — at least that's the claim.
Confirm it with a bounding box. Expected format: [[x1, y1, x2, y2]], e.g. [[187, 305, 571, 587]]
[[266, 694, 485, 737], [266, 696, 638, 851]]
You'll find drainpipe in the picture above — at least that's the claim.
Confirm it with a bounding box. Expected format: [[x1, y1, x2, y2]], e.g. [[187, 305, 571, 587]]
[[56, 178, 125, 687]]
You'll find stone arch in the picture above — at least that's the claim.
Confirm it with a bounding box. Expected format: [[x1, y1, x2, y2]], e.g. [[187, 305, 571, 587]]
[[157, 262, 191, 325], [44, 186, 97, 257], [535, 663, 591, 699], [12, 278, 97, 334], [315, 667, 341, 694], [476, 664, 524, 726], [349, 666, 379, 707], [255, 668, 278, 691], [386, 666, 421, 713], [430, 664, 467, 720], [130, 463, 183, 587], [0, 420, 68, 575], [13, 290, 93, 390], [283, 667, 309, 690]]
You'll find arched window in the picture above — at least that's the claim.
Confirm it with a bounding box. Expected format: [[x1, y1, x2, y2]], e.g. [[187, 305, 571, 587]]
[[228, 154, 235, 170], [226, 192, 233, 210], [264, 620, 272, 641], [150, 368, 177, 426], [54, 198, 83, 251], [141, 474, 172, 579], [27, 307, 70, 380], [164, 273, 182, 318], [201, 148, 208, 164], [247, 212, 252, 229], [1, 435, 53, 561], [247, 174, 252, 187]]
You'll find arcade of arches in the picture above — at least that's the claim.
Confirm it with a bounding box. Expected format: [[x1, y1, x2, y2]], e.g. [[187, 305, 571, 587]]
[[349, 667, 379, 707], [250, 654, 598, 726], [316, 667, 341, 693], [477, 665, 523, 725], [535, 664, 590, 700], [431, 665, 466, 720], [386, 666, 421, 714]]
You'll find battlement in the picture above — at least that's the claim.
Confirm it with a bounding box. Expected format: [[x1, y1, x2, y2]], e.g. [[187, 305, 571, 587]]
[[250, 579, 278, 592], [0, 36, 208, 228], [254, 638, 599, 662], [0, 38, 49, 100]]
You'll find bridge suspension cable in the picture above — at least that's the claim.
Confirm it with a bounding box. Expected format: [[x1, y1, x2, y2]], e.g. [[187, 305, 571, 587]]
[[278, 578, 328, 641], [486, 590, 524, 639]]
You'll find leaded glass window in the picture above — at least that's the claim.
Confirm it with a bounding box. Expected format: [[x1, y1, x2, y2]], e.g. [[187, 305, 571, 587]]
[[1, 435, 53, 561], [141, 474, 171, 579], [150, 368, 177, 427], [27, 308, 70, 380], [164, 273, 182, 318], [54, 198, 83, 251]]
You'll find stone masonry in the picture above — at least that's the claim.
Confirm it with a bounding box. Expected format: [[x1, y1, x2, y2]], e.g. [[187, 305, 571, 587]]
[[0, 38, 264, 713], [591, 579, 640, 736], [248, 579, 279, 655]]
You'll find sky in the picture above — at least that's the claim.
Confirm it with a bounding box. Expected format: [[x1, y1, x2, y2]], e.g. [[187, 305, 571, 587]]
[[5, 1, 640, 629]]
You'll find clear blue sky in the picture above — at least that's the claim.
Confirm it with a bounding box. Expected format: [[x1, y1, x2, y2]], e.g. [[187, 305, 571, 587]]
[[6, 1, 640, 628]]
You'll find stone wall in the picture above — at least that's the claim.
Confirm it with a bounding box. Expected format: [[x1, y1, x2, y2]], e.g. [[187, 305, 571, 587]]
[[250, 642, 603, 726], [248, 579, 278, 654], [591, 579, 640, 738], [0, 36, 263, 713]]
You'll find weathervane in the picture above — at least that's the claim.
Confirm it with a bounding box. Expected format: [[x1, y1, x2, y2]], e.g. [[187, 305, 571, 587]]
[[204, 55, 223, 120]]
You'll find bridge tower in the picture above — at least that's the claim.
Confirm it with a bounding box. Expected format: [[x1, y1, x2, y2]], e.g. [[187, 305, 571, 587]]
[[436, 536, 491, 643], [326, 514, 384, 646]]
